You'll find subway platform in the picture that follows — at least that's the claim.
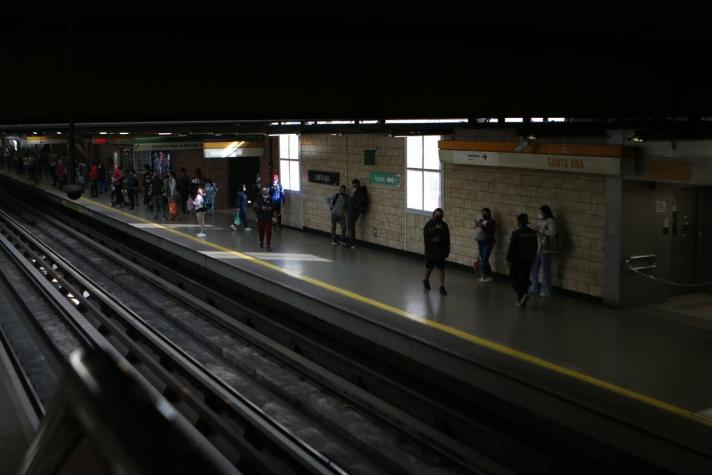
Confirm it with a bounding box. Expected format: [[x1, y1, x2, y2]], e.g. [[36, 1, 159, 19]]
[[4, 170, 712, 471]]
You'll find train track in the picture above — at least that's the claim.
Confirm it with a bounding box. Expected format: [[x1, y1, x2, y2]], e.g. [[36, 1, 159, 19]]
[[0, 202, 504, 473]]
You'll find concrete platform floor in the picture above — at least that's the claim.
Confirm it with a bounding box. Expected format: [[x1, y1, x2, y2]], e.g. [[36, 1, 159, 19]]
[[5, 171, 712, 420]]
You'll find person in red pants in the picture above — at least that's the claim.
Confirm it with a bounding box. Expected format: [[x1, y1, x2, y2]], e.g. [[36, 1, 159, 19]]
[[253, 187, 274, 250]]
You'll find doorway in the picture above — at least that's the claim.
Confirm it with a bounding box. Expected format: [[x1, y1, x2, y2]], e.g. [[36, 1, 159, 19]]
[[228, 157, 260, 206]]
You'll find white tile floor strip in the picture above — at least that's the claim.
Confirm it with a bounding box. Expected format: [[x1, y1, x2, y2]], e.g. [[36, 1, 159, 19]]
[[130, 223, 222, 229], [199, 251, 331, 262]]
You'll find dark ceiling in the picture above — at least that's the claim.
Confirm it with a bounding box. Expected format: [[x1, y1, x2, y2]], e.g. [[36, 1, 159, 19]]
[[2, 2, 710, 125]]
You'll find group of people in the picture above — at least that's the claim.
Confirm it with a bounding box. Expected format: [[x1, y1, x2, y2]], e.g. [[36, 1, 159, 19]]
[[328, 179, 369, 248], [422, 205, 558, 304]]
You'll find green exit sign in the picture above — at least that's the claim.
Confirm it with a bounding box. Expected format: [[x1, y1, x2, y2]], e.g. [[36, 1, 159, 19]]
[[369, 172, 400, 187]]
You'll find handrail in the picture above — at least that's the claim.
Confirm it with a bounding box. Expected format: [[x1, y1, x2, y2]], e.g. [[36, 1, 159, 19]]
[[16, 347, 239, 475]]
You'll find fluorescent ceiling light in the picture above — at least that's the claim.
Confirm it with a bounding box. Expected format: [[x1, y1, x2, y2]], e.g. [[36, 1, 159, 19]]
[[505, 117, 523, 123], [488, 118, 499, 123], [99, 131, 108, 135], [158, 132, 172, 136], [119, 132, 129, 135], [385, 118, 467, 124], [56, 131, 63, 135], [317, 120, 355, 125], [282, 121, 300, 125], [531, 117, 544, 123], [548, 117, 565, 122]]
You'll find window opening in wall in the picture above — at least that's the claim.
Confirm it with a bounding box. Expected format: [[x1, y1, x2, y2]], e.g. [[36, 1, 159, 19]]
[[407, 135, 441, 212], [278, 134, 300, 191]]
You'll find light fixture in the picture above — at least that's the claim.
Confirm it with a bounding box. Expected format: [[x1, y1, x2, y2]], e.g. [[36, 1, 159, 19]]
[[158, 132, 172, 136], [99, 131, 108, 135], [56, 131, 63, 135], [119, 132, 129, 135], [629, 135, 644, 143]]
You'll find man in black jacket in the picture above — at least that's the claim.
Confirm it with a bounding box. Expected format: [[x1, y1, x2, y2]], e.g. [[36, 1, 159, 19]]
[[423, 208, 450, 295], [345, 178, 368, 248], [506, 213, 538, 307]]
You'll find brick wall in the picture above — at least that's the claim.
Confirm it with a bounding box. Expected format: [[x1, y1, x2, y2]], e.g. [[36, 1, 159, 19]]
[[285, 134, 408, 248], [283, 133, 606, 297]]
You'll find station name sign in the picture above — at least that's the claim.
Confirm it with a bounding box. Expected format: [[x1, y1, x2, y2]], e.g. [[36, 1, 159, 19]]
[[134, 141, 203, 151], [308, 170, 340, 185], [439, 141, 635, 176]]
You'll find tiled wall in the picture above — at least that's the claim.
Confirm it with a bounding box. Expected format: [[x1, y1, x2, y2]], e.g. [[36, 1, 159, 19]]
[[268, 133, 607, 296]]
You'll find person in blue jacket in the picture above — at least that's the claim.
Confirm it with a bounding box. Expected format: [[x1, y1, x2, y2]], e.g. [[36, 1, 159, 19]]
[[231, 183, 252, 231], [269, 174, 285, 229]]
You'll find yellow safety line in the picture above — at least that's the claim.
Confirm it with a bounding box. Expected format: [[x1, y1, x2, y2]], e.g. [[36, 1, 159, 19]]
[[79, 196, 712, 428]]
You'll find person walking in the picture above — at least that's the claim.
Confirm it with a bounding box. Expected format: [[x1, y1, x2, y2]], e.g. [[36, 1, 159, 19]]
[[506, 213, 538, 307], [194, 187, 208, 238], [475, 208, 496, 282], [231, 183, 252, 231], [422, 208, 450, 296], [329, 185, 349, 245], [254, 187, 274, 250], [269, 174, 285, 229], [529, 205, 559, 297]]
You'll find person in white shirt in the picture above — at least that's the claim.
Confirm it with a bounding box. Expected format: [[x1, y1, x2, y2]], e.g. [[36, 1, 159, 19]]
[[193, 187, 208, 238]]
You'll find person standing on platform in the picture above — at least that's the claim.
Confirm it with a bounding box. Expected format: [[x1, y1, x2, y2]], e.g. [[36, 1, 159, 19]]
[[194, 187, 208, 238], [204, 179, 218, 215], [98, 162, 107, 194], [254, 187, 274, 250], [529, 205, 559, 297], [143, 164, 153, 210], [252, 173, 261, 203], [507, 213, 538, 307], [475, 208, 496, 282], [345, 178, 368, 248], [166, 170, 179, 220], [89, 161, 99, 197], [178, 167, 190, 216], [112, 165, 124, 207], [329, 185, 349, 245], [423, 207, 450, 296], [269, 174, 285, 229], [150, 171, 166, 220], [125, 169, 138, 210], [231, 183, 252, 231]]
